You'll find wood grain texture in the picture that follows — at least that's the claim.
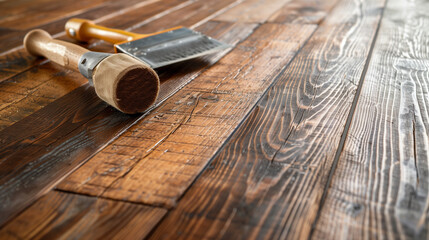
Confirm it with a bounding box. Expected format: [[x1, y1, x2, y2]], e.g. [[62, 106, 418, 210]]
[[0, 0, 185, 82], [0, 0, 236, 131], [57, 23, 317, 208], [0, 20, 253, 228], [0, 191, 166, 239], [0, 0, 232, 83], [147, 0, 386, 238], [214, 0, 291, 23], [0, 0, 108, 30], [268, 0, 338, 24], [0, 0, 152, 53], [313, 0, 429, 239], [0, 0, 186, 130]]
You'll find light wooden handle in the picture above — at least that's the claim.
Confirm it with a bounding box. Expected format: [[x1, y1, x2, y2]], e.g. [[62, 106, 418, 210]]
[[24, 29, 88, 71], [65, 18, 142, 44]]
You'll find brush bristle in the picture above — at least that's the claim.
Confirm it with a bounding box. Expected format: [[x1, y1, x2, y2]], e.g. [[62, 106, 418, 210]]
[[92, 53, 160, 114]]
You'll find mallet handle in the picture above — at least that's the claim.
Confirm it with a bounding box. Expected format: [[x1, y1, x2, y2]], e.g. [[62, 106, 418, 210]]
[[24, 29, 88, 71], [65, 18, 141, 44]]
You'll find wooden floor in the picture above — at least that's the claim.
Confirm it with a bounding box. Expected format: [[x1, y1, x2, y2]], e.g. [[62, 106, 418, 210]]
[[0, 0, 428, 239]]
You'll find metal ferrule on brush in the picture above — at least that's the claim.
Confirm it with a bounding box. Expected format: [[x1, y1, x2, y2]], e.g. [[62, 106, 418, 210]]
[[78, 52, 112, 85]]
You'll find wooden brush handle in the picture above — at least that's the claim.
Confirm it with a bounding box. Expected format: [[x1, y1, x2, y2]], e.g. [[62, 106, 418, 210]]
[[65, 18, 142, 44], [24, 29, 88, 71]]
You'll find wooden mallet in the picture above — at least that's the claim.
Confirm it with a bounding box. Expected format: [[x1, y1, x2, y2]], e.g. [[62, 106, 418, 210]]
[[24, 29, 160, 114]]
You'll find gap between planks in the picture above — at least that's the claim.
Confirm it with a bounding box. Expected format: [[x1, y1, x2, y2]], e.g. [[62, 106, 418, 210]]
[[308, 0, 387, 237], [146, 0, 386, 238]]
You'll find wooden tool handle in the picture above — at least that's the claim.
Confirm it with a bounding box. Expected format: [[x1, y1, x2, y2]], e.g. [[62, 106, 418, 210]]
[[24, 29, 88, 71], [65, 18, 142, 44]]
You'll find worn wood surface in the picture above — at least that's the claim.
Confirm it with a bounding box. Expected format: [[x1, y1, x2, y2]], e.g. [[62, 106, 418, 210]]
[[58, 23, 316, 207], [0, 191, 166, 239], [0, 0, 236, 130], [268, 0, 338, 24], [0, 20, 251, 226], [1, 0, 428, 239], [313, 0, 429, 239], [148, 0, 386, 238]]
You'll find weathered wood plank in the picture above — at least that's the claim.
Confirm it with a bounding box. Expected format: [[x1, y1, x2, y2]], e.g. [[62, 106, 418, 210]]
[[313, 0, 429, 239], [0, 191, 166, 239], [0, 0, 187, 82], [0, 65, 86, 131], [0, 20, 254, 227], [147, 0, 386, 238], [0, 0, 153, 53], [268, 0, 338, 24], [57, 23, 317, 208], [214, 0, 291, 23], [0, 0, 107, 30], [0, 0, 236, 83], [0, 0, 238, 131]]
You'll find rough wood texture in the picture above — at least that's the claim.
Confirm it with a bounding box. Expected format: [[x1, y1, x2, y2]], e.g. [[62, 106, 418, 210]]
[[57, 23, 316, 208], [0, 20, 252, 227], [0, 0, 188, 130], [2, 0, 428, 239], [268, 0, 339, 24], [0, 191, 166, 239], [214, 0, 291, 23], [0, 0, 155, 54], [148, 0, 386, 238], [0, 0, 107, 30], [313, 0, 429, 239], [0, 0, 238, 131]]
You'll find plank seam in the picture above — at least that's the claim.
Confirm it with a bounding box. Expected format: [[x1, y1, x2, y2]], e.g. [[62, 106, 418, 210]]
[[96, 94, 202, 200], [308, 1, 388, 238], [145, 22, 320, 236], [53, 188, 169, 209]]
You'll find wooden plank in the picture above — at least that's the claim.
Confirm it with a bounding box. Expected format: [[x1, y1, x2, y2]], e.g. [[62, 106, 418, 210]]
[[0, 0, 237, 131], [0, 65, 86, 131], [268, 0, 338, 24], [0, 0, 236, 83], [0, 0, 108, 30], [0, 20, 254, 228], [57, 23, 317, 208], [97, 0, 239, 33], [313, 0, 429, 239], [0, 191, 166, 239], [146, 0, 386, 238], [0, 0, 149, 53], [214, 0, 291, 23], [0, 0, 186, 81]]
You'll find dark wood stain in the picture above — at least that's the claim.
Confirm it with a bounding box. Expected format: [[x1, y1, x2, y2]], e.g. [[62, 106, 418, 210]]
[[148, 0, 386, 238], [1, 0, 428, 238], [0, 191, 166, 239], [0, 0, 240, 132], [56, 23, 316, 209], [0, 20, 253, 227]]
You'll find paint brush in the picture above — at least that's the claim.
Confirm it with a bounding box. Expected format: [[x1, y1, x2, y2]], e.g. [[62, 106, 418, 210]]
[[24, 29, 160, 114], [65, 18, 230, 68]]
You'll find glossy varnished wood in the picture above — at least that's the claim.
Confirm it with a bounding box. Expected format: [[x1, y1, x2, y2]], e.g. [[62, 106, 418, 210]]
[[314, 0, 429, 238]]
